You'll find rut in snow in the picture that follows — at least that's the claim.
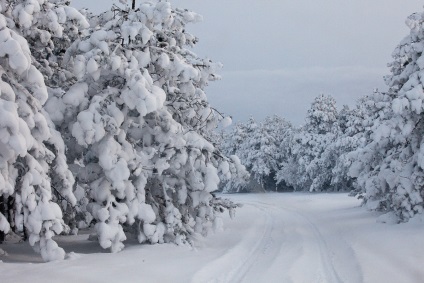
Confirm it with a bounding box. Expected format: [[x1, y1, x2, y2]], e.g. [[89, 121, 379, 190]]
[[191, 199, 363, 283]]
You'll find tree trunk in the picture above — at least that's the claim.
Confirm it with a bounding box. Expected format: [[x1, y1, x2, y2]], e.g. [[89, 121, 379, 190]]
[[0, 195, 5, 243], [132, 0, 136, 10], [7, 196, 15, 233]]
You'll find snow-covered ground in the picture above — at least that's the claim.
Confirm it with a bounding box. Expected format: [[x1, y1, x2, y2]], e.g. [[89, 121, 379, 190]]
[[1, 193, 423, 283]]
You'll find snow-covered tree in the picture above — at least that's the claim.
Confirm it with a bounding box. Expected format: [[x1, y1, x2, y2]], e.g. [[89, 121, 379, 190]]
[[0, 0, 80, 261], [219, 122, 249, 193], [11, 0, 89, 88], [261, 115, 293, 191], [277, 94, 341, 192], [44, 1, 246, 252], [221, 116, 292, 192], [326, 105, 358, 191], [346, 10, 424, 221], [220, 122, 247, 157], [7, 0, 91, 235], [237, 118, 271, 189], [305, 94, 339, 135]]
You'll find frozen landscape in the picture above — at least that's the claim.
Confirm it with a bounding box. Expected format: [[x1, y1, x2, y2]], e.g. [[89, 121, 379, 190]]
[[1, 0, 424, 282], [1, 193, 423, 283]]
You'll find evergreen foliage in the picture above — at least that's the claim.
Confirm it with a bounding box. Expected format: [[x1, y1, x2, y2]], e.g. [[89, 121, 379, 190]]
[[0, 0, 247, 261]]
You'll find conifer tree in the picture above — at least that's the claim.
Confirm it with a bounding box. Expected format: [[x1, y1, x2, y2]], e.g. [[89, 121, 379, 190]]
[[45, 1, 246, 251], [0, 0, 82, 261], [348, 11, 424, 220]]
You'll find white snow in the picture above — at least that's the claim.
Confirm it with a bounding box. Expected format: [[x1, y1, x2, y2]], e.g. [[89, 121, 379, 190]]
[[221, 116, 232, 128], [1, 193, 423, 283]]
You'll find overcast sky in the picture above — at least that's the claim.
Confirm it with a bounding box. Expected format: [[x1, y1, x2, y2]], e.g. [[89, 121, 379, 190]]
[[72, 0, 423, 125]]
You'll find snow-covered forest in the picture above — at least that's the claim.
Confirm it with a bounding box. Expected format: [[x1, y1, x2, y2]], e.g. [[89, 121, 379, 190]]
[[1, 0, 424, 282], [221, 11, 424, 223]]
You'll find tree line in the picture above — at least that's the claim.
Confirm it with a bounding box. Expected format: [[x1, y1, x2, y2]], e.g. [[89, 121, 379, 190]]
[[221, 10, 424, 225]]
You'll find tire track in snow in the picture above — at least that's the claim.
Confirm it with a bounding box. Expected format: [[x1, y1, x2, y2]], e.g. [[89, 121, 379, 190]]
[[285, 207, 344, 283], [228, 203, 275, 283], [261, 200, 363, 283], [192, 198, 363, 283], [191, 202, 276, 283]]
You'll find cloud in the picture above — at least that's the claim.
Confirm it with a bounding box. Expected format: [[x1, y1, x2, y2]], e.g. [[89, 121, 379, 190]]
[[220, 66, 387, 82], [207, 66, 388, 125]]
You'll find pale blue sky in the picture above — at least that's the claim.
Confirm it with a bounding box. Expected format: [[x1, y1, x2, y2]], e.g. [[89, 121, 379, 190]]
[[72, 0, 423, 125]]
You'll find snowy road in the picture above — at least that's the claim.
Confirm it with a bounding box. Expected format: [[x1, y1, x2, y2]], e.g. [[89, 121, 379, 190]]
[[193, 195, 362, 283], [195, 193, 423, 283], [1, 193, 424, 283]]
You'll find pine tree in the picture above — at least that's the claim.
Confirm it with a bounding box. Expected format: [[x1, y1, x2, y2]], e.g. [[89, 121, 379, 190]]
[[221, 116, 292, 192], [305, 94, 339, 135], [347, 11, 424, 221], [44, 1, 246, 252], [220, 122, 250, 193], [328, 104, 362, 192], [277, 94, 340, 192], [0, 0, 79, 261]]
